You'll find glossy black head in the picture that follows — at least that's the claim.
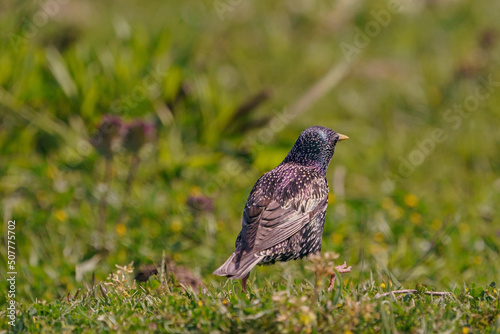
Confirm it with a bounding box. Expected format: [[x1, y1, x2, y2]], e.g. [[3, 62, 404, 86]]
[[281, 126, 348, 174]]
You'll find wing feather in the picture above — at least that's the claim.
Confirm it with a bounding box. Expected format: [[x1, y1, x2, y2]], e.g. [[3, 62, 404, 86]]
[[239, 165, 328, 254]]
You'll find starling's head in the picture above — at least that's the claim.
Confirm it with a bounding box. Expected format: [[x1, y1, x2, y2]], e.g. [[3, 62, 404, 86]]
[[281, 126, 348, 174]]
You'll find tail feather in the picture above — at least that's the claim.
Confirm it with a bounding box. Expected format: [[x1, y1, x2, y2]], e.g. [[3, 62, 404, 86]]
[[213, 251, 264, 279]]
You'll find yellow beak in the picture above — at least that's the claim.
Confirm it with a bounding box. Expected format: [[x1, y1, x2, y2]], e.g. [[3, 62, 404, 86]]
[[338, 133, 349, 141]]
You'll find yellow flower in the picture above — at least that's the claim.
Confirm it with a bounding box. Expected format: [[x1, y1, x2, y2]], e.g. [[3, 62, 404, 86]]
[[222, 299, 228, 305], [380, 283, 386, 289], [344, 331, 354, 334], [56, 210, 67, 222], [462, 327, 469, 334], [115, 223, 127, 237], [473, 256, 482, 265], [404, 194, 419, 207], [198, 300, 203, 307], [410, 212, 422, 225]]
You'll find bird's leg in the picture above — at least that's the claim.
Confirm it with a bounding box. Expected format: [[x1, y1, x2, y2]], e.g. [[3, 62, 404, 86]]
[[241, 274, 249, 292], [328, 261, 352, 292]]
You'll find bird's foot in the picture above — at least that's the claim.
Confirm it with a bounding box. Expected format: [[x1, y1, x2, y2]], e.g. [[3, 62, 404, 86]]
[[241, 274, 249, 293], [334, 261, 352, 274], [327, 261, 352, 292]]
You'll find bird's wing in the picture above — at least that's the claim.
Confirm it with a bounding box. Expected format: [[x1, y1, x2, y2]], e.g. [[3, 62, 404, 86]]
[[240, 169, 328, 253]]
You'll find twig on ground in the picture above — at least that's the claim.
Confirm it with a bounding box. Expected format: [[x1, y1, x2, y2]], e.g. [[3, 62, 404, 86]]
[[375, 289, 452, 299]]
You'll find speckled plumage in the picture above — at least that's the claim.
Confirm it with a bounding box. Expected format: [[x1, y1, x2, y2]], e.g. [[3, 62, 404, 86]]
[[213, 126, 348, 282]]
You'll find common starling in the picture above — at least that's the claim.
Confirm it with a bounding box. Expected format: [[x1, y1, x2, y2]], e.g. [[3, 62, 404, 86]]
[[213, 126, 351, 291]]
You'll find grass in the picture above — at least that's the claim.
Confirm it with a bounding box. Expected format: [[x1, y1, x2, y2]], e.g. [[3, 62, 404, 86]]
[[1, 0, 500, 332], [7, 259, 500, 333]]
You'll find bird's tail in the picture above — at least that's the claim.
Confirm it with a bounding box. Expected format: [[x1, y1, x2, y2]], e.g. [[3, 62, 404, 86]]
[[213, 251, 264, 279]]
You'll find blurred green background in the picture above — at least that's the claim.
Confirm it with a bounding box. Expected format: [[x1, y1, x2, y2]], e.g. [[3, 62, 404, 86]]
[[1, 0, 499, 304]]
